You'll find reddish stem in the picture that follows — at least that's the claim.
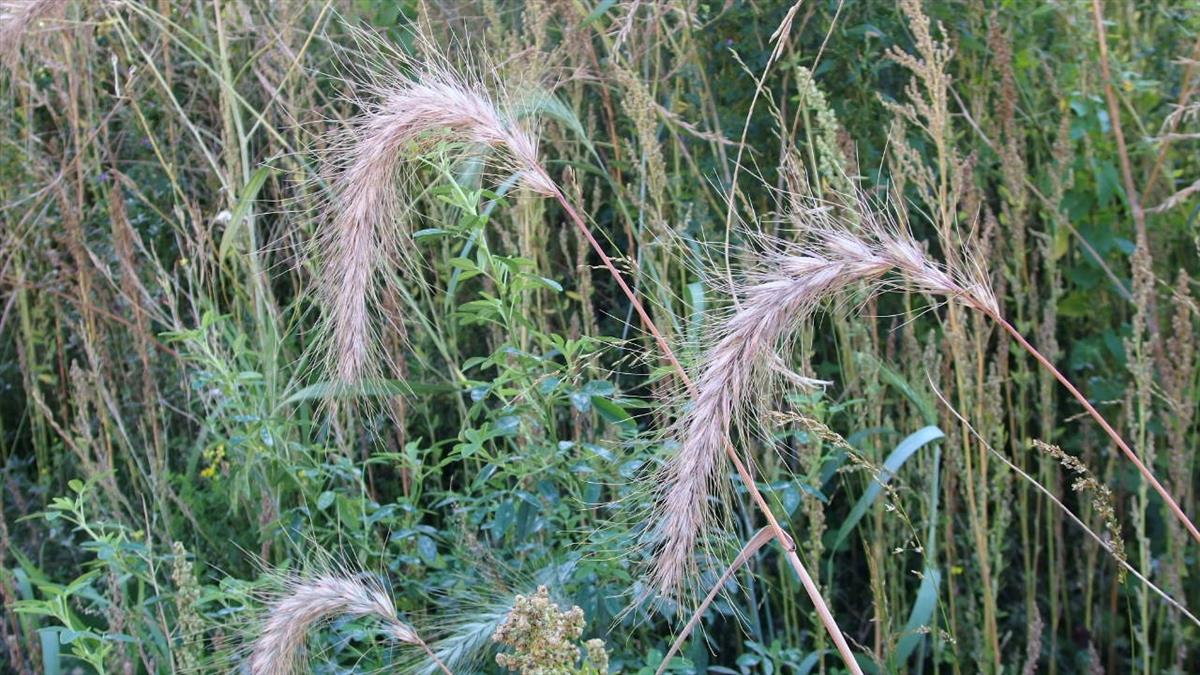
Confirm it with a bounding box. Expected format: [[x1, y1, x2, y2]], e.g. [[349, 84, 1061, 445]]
[[549, 186, 863, 675], [978, 302, 1200, 545]]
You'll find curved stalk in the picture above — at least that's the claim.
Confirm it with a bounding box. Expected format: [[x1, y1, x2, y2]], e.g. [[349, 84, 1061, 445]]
[[547, 185, 863, 675], [975, 301, 1200, 546]]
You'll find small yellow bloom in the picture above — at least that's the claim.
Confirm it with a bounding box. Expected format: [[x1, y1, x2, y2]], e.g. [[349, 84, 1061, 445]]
[[201, 444, 225, 479]]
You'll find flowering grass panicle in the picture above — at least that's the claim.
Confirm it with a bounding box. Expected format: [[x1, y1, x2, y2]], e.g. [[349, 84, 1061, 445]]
[[318, 35, 555, 384], [170, 542, 205, 672], [248, 572, 447, 675], [647, 195, 996, 601]]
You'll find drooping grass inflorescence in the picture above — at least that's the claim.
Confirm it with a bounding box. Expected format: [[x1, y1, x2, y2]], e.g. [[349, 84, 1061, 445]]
[[317, 34, 555, 385], [647, 194, 997, 603], [248, 572, 449, 675]]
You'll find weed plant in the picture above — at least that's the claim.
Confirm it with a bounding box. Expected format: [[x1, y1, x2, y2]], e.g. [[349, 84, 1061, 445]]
[[1, 1, 1199, 673]]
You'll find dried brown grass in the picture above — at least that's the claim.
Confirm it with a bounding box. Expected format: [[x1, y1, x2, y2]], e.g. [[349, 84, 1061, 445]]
[[0, 0, 67, 65]]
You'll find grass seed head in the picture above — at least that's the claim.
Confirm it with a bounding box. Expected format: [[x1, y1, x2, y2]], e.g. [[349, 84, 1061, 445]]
[[317, 31, 556, 385], [248, 572, 433, 675]]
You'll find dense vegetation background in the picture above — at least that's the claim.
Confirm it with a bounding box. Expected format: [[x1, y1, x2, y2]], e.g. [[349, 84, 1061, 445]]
[[1, 0, 1199, 672]]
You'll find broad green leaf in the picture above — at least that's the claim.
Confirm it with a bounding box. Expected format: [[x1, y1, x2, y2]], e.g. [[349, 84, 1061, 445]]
[[316, 491, 335, 511], [591, 397, 636, 435], [417, 536, 438, 565], [38, 627, 61, 675]]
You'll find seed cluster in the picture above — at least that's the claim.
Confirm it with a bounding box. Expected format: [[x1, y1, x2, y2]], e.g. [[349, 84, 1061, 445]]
[[492, 586, 609, 674]]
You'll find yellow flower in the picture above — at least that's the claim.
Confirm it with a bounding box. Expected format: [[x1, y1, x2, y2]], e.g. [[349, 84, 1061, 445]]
[[201, 444, 225, 479]]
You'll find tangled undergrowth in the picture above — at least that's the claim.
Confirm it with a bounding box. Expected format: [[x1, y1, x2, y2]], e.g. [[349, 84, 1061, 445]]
[[2, 1, 1200, 673]]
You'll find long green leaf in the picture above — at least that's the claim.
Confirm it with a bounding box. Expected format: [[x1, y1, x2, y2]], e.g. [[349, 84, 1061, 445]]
[[686, 281, 706, 346], [827, 425, 944, 554], [218, 166, 273, 264], [894, 444, 943, 666], [896, 568, 941, 664], [591, 396, 637, 436], [857, 352, 938, 426]]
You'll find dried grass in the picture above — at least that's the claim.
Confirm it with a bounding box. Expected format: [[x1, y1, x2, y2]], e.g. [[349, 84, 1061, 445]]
[[0, 0, 67, 65]]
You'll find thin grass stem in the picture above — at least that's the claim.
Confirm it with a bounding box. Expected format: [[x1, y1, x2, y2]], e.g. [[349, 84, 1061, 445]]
[[548, 186, 863, 675]]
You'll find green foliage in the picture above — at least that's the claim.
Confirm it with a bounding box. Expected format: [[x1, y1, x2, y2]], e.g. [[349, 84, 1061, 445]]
[[2, 1, 1199, 673]]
